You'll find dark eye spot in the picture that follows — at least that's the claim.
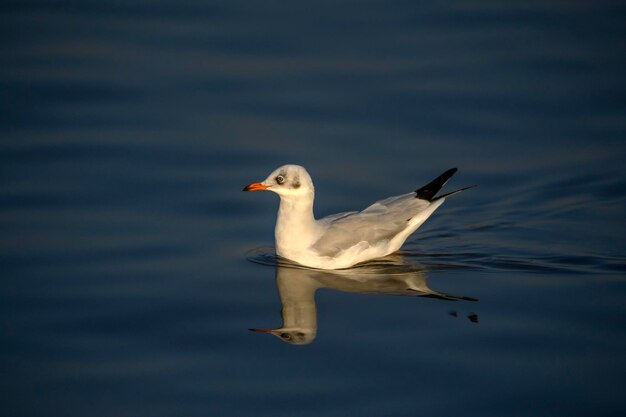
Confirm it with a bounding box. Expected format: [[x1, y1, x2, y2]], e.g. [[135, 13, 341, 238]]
[[292, 179, 301, 189], [280, 333, 291, 340], [275, 175, 285, 184]]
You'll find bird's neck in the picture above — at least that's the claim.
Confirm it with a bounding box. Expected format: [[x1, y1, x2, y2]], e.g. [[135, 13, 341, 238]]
[[275, 193, 319, 255], [277, 271, 319, 331]]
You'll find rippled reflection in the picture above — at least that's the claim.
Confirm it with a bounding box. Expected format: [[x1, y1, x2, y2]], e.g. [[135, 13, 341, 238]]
[[249, 254, 477, 345]]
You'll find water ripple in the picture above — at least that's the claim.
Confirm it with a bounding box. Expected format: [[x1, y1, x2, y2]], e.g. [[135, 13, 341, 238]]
[[247, 246, 626, 275]]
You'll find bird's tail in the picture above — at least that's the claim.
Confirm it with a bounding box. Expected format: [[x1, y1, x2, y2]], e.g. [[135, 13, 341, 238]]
[[415, 168, 474, 201]]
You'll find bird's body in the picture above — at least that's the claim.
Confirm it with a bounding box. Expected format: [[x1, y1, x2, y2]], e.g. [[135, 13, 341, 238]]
[[244, 165, 470, 270]]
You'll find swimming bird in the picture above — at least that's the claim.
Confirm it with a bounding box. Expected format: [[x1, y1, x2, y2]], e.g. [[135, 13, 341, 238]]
[[243, 165, 471, 269]]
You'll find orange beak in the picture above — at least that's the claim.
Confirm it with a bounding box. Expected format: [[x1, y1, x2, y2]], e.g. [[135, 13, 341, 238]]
[[248, 328, 274, 333], [243, 182, 271, 192]]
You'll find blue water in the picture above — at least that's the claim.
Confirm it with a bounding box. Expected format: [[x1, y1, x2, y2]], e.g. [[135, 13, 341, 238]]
[[2, 1, 625, 416]]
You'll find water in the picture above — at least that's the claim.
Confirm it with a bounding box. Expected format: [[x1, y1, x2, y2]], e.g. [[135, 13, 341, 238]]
[[1, 1, 625, 416]]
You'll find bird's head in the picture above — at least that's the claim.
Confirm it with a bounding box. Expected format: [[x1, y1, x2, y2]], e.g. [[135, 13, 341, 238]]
[[243, 164, 314, 198], [249, 327, 317, 345]]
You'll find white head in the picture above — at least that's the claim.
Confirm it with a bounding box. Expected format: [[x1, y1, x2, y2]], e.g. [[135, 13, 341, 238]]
[[243, 164, 314, 198], [248, 327, 317, 345]]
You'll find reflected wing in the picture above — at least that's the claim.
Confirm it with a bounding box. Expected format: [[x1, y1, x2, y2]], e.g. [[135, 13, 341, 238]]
[[313, 193, 430, 256]]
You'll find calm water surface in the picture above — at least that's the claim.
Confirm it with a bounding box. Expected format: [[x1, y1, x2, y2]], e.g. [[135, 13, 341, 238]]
[[2, 1, 625, 416]]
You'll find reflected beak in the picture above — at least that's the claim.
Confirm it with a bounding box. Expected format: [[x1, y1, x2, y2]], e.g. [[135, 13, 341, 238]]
[[248, 328, 275, 333], [243, 182, 271, 192]]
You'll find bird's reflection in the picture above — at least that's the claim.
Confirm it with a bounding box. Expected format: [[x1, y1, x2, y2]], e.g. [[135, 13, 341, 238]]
[[250, 254, 477, 345]]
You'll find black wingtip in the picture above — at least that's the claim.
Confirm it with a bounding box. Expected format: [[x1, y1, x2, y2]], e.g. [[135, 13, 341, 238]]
[[431, 185, 476, 201], [415, 168, 458, 201]]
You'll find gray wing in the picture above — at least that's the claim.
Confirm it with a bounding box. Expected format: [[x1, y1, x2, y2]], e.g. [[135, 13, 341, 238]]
[[317, 211, 358, 223], [313, 192, 430, 256]]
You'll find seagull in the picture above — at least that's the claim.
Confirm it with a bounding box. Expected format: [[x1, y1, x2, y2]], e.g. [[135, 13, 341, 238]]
[[243, 165, 472, 270]]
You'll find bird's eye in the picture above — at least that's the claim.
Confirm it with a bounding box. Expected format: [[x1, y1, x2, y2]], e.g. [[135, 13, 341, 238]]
[[280, 333, 291, 340], [276, 175, 285, 184]]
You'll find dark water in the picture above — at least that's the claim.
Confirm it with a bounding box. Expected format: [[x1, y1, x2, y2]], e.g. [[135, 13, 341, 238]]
[[2, 1, 626, 416]]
